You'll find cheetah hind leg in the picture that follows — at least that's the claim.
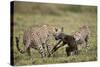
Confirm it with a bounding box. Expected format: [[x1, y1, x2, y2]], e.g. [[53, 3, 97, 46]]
[[85, 35, 89, 47]]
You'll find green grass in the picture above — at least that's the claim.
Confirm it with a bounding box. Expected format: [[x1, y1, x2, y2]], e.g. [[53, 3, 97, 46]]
[[13, 8, 97, 66]]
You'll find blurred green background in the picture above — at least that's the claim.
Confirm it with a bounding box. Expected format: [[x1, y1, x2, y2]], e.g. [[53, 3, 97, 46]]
[[12, 1, 97, 66]]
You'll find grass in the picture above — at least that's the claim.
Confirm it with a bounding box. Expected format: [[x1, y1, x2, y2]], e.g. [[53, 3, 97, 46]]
[[12, 4, 97, 66]]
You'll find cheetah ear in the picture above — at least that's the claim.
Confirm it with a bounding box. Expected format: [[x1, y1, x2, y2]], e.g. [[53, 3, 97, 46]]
[[61, 27, 64, 32]]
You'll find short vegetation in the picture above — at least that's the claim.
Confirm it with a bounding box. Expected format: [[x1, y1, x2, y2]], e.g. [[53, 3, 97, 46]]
[[12, 1, 97, 66]]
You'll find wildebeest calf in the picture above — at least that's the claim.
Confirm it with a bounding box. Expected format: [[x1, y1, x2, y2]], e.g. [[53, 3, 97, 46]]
[[50, 33, 78, 56]]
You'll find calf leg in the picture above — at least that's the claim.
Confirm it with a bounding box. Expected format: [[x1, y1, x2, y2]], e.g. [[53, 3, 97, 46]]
[[66, 45, 78, 56], [51, 42, 65, 55], [66, 47, 71, 56], [48, 40, 62, 57]]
